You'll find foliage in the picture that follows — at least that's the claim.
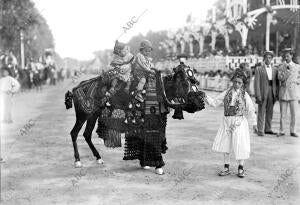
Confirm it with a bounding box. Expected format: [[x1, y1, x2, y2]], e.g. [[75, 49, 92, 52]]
[[127, 30, 168, 62], [0, 0, 55, 64]]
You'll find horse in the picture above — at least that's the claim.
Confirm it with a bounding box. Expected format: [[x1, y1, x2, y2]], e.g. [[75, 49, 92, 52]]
[[65, 67, 206, 172]]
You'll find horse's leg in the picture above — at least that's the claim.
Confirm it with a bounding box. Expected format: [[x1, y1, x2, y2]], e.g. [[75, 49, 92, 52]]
[[70, 111, 87, 168], [83, 113, 103, 164]]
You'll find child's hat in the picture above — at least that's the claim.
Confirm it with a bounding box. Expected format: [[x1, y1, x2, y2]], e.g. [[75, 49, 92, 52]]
[[113, 40, 126, 55], [140, 40, 153, 51]]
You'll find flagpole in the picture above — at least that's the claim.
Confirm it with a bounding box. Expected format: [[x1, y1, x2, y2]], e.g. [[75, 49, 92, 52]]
[[20, 30, 25, 69], [265, 0, 271, 51]]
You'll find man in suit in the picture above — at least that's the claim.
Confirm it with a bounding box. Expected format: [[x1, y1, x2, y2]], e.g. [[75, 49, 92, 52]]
[[277, 48, 300, 138], [254, 51, 279, 136]]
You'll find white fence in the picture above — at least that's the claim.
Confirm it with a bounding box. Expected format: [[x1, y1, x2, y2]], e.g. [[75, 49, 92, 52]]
[[196, 75, 256, 96], [155, 56, 282, 72]]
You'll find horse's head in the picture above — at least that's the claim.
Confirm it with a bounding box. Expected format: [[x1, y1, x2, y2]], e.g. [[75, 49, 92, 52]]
[[158, 64, 206, 119]]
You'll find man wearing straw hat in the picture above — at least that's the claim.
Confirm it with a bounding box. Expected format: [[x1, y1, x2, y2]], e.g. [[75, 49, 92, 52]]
[[277, 48, 300, 138], [254, 51, 279, 136]]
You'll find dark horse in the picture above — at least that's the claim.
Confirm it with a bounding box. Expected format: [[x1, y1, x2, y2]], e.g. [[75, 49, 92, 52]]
[[65, 67, 206, 171]]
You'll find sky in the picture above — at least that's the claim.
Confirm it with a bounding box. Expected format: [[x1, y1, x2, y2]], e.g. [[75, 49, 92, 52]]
[[33, 0, 216, 60]]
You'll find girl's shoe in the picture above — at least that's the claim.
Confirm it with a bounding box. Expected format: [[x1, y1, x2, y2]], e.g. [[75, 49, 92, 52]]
[[142, 166, 150, 170], [218, 168, 231, 176], [237, 168, 245, 178]]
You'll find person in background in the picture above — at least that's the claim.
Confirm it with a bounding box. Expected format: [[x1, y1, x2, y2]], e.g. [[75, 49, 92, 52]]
[[214, 70, 222, 91], [277, 48, 300, 138], [221, 71, 230, 91], [237, 63, 252, 94], [249, 65, 257, 96], [61, 68, 67, 82], [254, 51, 279, 136], [0, 66, 21, 123], [5, 50, 18, 67]]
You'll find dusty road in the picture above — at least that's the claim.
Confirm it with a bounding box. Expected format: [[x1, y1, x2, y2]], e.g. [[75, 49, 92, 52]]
[[1, 77, 300, 205]]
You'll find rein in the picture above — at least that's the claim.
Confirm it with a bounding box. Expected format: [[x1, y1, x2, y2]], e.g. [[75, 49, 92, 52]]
[[156, 71, 185, 109]]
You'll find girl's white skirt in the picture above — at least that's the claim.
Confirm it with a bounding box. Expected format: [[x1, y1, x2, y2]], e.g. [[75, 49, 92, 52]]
[[212, 116, 250, 160]]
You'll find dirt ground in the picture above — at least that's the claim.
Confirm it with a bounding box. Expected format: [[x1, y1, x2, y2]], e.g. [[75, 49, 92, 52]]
[[1, 77, 300, 205]]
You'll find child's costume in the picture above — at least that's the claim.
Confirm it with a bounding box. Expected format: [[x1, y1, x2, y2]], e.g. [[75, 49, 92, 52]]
[[132, 52, 153, 81], [206, 88, 256, 160], [106, 41, 134, 96], [132, 40, 154, 102]]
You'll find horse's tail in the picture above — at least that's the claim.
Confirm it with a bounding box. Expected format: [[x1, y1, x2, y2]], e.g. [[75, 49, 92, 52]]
[[65, 90, 73, 109]]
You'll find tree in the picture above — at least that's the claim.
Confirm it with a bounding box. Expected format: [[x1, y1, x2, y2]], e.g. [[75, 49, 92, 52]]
[[0, 0, 54, 64], [127, 30, 169, 62]]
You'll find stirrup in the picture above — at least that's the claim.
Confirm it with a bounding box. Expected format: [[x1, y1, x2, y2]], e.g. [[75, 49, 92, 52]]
[[101, 95, 111, 107], [135, 92, 144, 103], [218, 168, 231, 176], [105, 91, 112, 97]]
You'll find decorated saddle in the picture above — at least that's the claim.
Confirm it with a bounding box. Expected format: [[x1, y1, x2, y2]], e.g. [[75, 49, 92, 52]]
[[96, 72, 168, 149], [72, 76, 103, 114]]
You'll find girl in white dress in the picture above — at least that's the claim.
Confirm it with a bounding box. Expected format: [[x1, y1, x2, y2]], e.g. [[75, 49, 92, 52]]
[[205, 69, 257, 178]]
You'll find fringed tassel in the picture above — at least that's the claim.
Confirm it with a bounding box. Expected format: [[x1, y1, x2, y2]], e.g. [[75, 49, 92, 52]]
[[103, 129, 122, 148], [123, 131, 141, 160], [65, 90, 73, 109], [172, 107, 184, 119], [141, 131, 165, 168], [96, 120, 108, 140]]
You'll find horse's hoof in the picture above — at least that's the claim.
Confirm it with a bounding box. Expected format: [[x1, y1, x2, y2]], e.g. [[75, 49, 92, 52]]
[[142, 166, 150, 170], [155, 168, 164, 175], [74, 161, 82, 168], [96, 159, 104, 164]]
